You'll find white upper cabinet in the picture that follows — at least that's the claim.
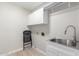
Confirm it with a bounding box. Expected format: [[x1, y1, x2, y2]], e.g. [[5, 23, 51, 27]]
[[48, 2, 69, 14], [28, 8, 48, 25], [28, 2, 79, 25], [49, 2, 79, 15]]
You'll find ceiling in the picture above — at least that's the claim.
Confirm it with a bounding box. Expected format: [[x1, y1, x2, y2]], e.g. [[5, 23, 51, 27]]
[[11, 2, 49, 12]]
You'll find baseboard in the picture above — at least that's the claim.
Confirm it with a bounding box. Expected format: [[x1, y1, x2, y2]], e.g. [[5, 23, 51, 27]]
[[0, 47, 47, 56], [1, 48, 23, 56]]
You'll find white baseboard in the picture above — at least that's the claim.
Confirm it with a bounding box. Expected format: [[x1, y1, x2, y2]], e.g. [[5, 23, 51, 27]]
[[1, 48, 23, 56], [0, 47, 47, 56]]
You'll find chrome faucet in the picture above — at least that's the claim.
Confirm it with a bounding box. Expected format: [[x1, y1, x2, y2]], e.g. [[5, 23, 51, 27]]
[[64, 25, 76, 47]]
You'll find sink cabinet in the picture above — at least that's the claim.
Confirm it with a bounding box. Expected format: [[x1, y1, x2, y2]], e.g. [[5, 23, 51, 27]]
[[46, 44, 70, 56], [46, 41, 79, 56]]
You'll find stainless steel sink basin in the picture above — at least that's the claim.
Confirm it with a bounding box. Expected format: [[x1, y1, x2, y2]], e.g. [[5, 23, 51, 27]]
[[56, 39, 67, 45], [50, 38, 79, 50], [50, 38, 76, 47], [50, 39, 67, 45], [50, 38, 56, 42]]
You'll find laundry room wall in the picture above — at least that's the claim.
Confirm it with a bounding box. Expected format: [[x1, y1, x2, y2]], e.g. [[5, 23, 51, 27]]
[[0, 3, 29, 54]]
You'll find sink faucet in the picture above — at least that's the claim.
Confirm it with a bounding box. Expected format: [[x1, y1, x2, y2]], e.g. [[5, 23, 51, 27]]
[[64, 25, 76, 47]]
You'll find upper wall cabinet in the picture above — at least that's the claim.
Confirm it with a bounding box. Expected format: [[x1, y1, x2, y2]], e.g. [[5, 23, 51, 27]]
[[48, 2, 79, 14], [48, 2, 69, 14], [28, 8, 49, 25], [28, 2, 79, 25]]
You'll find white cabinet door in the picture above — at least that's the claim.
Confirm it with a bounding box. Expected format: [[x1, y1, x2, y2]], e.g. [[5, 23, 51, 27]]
[[46, 42, 76, 56], [46, 45, 59, 56], [28, 8, 44, 25]]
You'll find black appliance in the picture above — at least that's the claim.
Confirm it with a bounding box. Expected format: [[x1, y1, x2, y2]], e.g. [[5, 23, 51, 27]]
[[23, 30, 32, 50]]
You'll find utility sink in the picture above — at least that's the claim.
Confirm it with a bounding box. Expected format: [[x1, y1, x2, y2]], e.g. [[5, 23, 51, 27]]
[[50, 38, 67, 46], [56, 39, 67, 45], [50, 37, 77, 47]]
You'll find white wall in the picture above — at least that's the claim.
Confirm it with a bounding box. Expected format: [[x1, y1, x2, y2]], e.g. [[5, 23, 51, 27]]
[[49, 7, 79, 41], [0, 3, 29, 54], [29, 24, 48, 52]]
